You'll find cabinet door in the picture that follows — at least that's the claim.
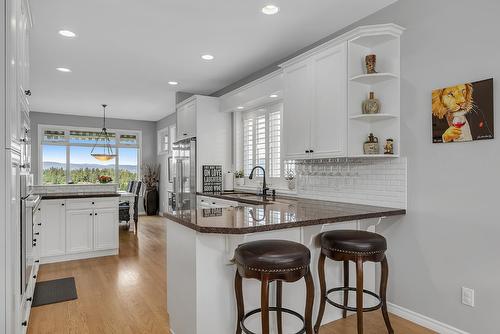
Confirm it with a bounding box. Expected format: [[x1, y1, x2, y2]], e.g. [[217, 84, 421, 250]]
[[283, 61, 312, 159], [310, 43, 348, 158], [40, 200, 66, 257], [66, 209, 93, 254], [93, 208, 118, 251], [177, 101, 196, 139]]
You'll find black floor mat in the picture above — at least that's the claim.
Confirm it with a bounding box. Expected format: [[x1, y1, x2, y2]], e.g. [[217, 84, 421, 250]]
[[32, 277, 78, 307]]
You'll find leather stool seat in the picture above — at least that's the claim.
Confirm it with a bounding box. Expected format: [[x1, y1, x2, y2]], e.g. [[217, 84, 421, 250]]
[[235, 240, 311, 273], [320, 230, 387, 255]]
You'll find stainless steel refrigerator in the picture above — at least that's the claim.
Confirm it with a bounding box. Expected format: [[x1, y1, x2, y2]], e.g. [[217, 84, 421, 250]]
[[172, 137, 196, 215]]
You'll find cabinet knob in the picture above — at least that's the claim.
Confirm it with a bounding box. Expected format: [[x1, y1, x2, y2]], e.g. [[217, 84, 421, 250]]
[[183, 133, 187, 136], [35, 232, 39, 235], [33, 242, 36, 247], [90, 213, 93, 216], [24, 90, 31, 96], [305, 150, 310, 153], [92, 202, 95, 205], [38, 208, 41, 211], [310, 149, 314, 153], [35, 260, 39, 263], [21, 321, 27, 327], [27, 297, 32, 302], [61, 203, 65, 206], [37, 223, 42, 226], [33, 275, 37, 279], [95, 213, 98, 216]]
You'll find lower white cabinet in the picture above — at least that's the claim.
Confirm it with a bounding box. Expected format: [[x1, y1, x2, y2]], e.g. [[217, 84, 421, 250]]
[[94, 208, 118, 251], [40, 197, 119, 263], [40, 200, 66, 257], [66, 209, 93, 254]]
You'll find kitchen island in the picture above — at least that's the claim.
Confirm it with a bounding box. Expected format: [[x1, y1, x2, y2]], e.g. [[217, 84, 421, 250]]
[[165, 193, 405, 334]]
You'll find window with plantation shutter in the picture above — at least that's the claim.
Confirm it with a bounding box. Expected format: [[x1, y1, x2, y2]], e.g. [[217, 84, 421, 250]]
[[242, 102, 283, 179]]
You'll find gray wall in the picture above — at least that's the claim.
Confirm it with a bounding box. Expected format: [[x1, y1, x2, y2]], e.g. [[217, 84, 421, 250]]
[[30, 111, 157, 184], [214, 1, 499, 332]]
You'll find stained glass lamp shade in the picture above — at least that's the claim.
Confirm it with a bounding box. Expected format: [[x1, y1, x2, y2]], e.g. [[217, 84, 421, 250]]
[[91, 104, 117, 161]]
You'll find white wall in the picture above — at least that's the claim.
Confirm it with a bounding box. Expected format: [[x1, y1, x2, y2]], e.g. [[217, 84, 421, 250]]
[[349, 1, 500, 332]]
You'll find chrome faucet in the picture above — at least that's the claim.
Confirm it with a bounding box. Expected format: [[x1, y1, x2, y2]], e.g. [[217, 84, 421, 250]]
[[249, 166, 269, 198]]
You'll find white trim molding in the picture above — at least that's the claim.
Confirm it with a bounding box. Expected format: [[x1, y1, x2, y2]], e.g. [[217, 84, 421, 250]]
[[388, 303, 470, 334]]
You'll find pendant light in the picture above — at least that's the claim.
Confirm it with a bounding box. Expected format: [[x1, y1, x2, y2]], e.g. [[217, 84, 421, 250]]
[[91, 104, 117, 161]]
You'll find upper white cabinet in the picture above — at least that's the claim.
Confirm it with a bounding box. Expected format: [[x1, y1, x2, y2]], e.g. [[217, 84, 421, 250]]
[[280, 24, 404, 159], [282, 42, 348, 159], [177, 100, 197, 139]]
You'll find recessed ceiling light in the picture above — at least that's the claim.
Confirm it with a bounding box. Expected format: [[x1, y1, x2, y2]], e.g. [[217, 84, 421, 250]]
[[270, 94, 278, 98], [237, 106, 244, 110], [56, 67, 72, 73], [168, 81, 178, 86], [262, 5, 280, 15], [201, 54, 214, 61], [58, 30, 76, 38]]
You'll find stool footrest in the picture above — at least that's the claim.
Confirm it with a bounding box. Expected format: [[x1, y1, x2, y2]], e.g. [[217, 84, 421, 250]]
[[241, 307, 306, 334], [326, 287, 382, 313]]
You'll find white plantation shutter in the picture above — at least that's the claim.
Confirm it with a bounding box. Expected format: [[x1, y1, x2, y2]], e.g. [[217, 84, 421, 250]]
[[241, 102, 283, 178]]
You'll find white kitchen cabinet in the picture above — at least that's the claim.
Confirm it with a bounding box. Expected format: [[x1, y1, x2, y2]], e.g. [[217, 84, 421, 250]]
[[176, 100, 197, 139], [66, 209, 93, 254], [283, 61, 312, 159], [93, 207, 118, 251], [40, 200, 66, 257], [281, 42, 348, 159], [40, 197, 119, 263]]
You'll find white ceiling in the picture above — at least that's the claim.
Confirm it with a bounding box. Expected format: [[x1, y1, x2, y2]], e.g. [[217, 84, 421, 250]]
[[29, 0, 397, 121]]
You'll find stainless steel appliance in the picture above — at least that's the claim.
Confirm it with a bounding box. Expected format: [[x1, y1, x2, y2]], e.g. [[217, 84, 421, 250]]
[[172, 137, 196, 213]]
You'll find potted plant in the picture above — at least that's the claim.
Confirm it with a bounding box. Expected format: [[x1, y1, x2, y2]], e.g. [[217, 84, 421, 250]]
[[234, 170, 245, 187], [98, 175, 112, 184], [285, 170, 296, 191], [142, 163, 160, 216]]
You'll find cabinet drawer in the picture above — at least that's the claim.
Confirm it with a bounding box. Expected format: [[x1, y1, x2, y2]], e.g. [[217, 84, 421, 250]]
[[66, 199, 95, 210], [94, 197, 118, 209]]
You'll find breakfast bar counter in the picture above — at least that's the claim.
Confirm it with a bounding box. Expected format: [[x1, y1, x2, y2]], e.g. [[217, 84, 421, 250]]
[[165, 194, 405, 334]]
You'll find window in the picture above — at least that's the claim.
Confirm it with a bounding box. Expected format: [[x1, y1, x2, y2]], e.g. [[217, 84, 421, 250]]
[[39, 125, 141, 190], [242, 103, 282, 178]]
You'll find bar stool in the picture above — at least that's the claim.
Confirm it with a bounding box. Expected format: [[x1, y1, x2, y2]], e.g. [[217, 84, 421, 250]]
[[314, 230, 393, 334], [234, 240, 315, 334]]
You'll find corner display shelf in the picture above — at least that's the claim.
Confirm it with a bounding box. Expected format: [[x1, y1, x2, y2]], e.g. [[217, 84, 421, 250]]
[[349, 113, 398, 122], [350, 73, 399, 85], [347, 24, 405, 158]]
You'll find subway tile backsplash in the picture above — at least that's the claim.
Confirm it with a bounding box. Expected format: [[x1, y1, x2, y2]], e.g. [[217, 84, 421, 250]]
[[292, 157, 407, 209]]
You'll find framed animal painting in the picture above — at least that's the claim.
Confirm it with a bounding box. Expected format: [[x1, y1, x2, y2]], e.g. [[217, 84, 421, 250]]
[[432, 78, 493, 143]]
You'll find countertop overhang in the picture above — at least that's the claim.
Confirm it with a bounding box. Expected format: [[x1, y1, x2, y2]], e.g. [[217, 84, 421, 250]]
[[40, 193, 121, 200], [164, 194, 406, 234]]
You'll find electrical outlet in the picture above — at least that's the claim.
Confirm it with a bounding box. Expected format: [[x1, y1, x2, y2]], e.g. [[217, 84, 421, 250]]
[[462, 287, 475, 307]]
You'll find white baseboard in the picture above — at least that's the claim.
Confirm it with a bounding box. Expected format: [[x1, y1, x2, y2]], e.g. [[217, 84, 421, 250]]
[[388, 303, 470, 334], [40, 249, 118, 264]]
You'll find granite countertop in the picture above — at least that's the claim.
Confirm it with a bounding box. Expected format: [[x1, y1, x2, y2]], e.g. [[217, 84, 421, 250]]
[[40, 193, 121, 200], [164, 194, 406, 234]]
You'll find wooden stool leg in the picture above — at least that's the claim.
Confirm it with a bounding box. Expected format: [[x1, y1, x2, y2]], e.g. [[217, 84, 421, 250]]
[[380, 256, 394, 334], [314, 253, 326, 333], [304, 269, 315, 334], [234, 271, 244, 334], [261, 274, 270, 334], [356, 258, 364, 334], [276, 281, 283, 334], [343, 260, 349, 318]]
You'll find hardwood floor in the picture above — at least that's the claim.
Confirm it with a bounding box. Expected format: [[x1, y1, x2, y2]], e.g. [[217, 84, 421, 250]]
[[28, 216, 433, 334]]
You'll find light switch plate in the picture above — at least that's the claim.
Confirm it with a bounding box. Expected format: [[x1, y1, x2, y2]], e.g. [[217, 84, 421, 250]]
[[462, 287, 475, 307]]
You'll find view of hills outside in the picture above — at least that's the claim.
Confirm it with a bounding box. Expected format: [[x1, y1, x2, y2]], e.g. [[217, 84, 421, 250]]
[[42, 145, 138, 191]]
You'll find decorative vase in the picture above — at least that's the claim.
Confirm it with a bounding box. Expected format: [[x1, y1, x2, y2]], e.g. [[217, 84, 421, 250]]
[[144, 188, 159, 216], [363, 133, 379, 155], [235, 178, 244, 187], [365, 54, 377, 74], [362, 92, 381, 114]]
